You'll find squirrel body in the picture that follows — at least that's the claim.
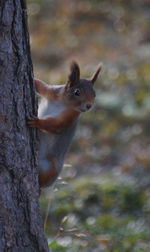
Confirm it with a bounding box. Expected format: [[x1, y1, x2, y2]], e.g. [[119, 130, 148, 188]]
[[28, 62, 102, 187], [38, 96, 79, 187]]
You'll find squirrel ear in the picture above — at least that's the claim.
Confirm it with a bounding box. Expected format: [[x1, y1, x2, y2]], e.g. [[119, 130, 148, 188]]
[[91, 63, 102, 85], [67, 61, 80, 87]]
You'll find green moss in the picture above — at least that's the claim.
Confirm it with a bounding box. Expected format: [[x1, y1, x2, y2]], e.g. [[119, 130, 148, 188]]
[[49, 240, 67, 252]]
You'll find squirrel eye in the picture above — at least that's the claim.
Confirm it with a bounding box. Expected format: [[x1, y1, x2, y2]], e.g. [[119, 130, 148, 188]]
[[74, 89, 80, 96]]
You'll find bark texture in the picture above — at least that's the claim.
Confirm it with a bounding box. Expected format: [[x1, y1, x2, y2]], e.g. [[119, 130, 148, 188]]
[[0, 0, 49, 251]]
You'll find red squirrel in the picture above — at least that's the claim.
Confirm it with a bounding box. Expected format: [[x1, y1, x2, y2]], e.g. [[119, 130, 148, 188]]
[[28, 62, 102, 187]]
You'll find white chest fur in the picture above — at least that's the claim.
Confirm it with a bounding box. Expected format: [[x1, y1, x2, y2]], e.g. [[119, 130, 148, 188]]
[[38, 98, 66, 119]]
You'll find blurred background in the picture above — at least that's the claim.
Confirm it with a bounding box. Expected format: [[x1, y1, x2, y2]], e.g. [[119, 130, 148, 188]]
[[27, 0, 150, 251]]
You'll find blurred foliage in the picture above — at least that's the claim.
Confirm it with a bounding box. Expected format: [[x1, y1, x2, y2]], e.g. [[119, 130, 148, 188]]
[[40, 175, 150, 251], [27, 0, 150, 251]]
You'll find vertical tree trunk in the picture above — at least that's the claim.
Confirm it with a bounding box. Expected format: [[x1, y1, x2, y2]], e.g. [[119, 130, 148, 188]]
[[0, 0, 49, 251]]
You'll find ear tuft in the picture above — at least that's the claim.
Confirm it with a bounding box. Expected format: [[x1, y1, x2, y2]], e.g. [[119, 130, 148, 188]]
[[67, 61, 80, 87], [91, 62, 103, 84]]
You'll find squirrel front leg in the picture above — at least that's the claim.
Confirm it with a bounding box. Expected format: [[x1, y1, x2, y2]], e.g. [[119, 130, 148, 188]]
[[34, 79, 49, 96], [34, 79, 56, 100], [27, 110, 80, 134], [28, 116, 62, 134]]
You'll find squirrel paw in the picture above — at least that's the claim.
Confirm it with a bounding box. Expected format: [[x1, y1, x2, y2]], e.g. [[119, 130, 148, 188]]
[[27, 116, 39, 128]]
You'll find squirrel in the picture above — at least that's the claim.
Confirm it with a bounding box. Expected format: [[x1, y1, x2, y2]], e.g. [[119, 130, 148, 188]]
[[28, 61, 102, 188]]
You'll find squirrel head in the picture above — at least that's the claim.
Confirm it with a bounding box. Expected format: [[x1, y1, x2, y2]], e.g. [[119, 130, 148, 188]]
[[64, 61, 102, 112]]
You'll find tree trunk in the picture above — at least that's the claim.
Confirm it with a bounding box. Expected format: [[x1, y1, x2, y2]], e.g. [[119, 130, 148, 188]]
[[0, 0, 49, 251]]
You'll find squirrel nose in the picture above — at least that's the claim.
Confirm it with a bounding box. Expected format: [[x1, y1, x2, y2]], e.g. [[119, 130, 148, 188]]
[[86, 104, 92, 110]]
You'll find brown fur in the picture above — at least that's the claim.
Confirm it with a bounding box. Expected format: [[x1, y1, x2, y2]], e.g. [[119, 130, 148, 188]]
[[39, 156, 58, 187], [28, 61, 102, 187], [28, 110, 80, 134]]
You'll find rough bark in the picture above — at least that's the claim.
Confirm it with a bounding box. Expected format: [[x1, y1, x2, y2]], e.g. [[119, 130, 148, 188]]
[[0, 0, 49, 251]]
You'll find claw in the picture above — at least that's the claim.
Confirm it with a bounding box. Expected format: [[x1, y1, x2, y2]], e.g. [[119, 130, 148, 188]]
[[27, 116, 39, 128]]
